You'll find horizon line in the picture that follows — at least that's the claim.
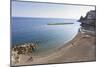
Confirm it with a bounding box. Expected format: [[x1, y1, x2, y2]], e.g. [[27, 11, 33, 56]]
[[12, 16, 79, 20]]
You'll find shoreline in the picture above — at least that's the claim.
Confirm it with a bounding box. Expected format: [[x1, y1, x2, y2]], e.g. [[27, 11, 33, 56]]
[[11, 30, 96, 66]]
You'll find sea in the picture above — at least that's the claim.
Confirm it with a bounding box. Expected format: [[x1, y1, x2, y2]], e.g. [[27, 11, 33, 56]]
[[11, 17, 80, 53]]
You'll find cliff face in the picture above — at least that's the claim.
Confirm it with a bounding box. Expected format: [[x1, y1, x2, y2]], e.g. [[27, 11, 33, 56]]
[[78, 10, 96, 31]]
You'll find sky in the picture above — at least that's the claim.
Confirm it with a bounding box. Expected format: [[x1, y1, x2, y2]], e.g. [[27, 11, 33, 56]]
[[12, 1, 95, 19]]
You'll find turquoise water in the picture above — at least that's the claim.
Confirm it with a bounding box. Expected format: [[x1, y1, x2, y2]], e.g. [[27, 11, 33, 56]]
[[12, 17, 80, 52]]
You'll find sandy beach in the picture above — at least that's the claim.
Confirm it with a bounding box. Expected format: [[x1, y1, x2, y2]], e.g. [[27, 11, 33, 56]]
[[11, 31, 96, 66]]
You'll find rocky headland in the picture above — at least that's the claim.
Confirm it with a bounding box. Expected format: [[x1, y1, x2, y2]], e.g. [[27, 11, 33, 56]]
[[78, 10, 96, 32]]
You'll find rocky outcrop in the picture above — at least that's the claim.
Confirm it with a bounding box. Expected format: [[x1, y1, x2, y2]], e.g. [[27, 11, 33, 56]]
[[12, 43, 38, 55], [78, 10, 96, 31]]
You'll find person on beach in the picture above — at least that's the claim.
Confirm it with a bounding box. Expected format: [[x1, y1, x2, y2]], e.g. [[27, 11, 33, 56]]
[[26, 56, 33, 63]]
